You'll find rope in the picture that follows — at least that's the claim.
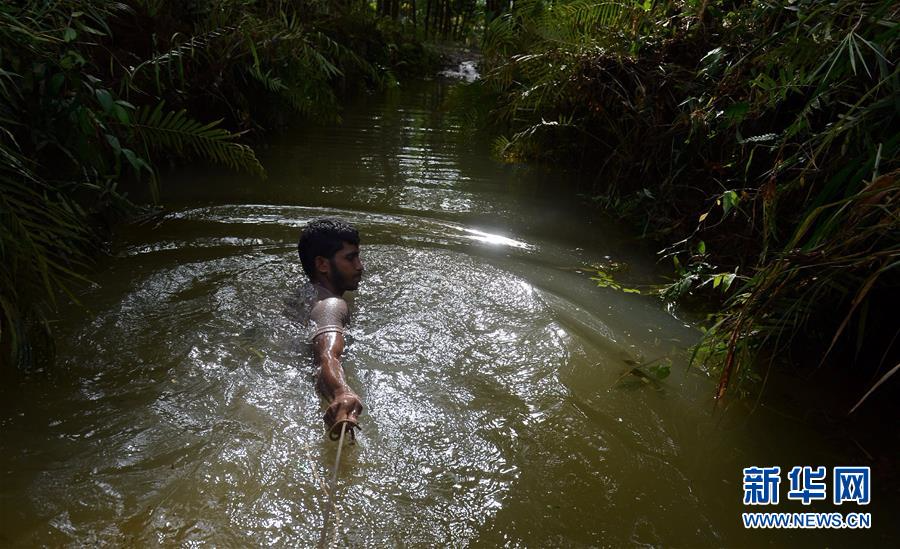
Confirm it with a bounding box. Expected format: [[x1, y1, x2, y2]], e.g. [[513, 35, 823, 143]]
[[317, 422, 347, 548]]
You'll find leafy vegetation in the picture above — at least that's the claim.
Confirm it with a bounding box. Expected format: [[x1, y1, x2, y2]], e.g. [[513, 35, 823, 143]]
[[4, 0, 896, 407], [373, 1, 486, 42], [0, 0, 438, 368], [466, 0, 899, 402]]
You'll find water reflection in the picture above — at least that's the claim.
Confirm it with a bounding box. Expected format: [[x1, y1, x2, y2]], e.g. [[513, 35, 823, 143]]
[[0, 204, 701, 545], [1, 80, 893, 547], [459, 227, 531, 249]]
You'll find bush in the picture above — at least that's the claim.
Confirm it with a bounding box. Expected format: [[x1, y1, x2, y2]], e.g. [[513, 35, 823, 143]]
[[468, 0, 900, 401]]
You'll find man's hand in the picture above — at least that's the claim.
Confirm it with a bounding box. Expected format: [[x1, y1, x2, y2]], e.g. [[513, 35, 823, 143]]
[[324, 390, 363, 438]]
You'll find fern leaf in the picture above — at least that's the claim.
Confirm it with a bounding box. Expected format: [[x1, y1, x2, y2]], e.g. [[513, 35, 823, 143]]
[[133, 102, 266, 179]]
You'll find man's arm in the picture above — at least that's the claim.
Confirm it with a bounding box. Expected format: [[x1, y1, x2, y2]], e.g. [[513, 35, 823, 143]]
[[310, 298, 363, 433]]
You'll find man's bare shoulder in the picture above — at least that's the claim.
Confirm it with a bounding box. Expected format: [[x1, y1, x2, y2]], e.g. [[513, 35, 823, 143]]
[[310, 296, 350, 326]]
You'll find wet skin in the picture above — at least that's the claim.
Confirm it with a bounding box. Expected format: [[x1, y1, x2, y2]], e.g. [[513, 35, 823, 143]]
[[311, 242, 364, 436]]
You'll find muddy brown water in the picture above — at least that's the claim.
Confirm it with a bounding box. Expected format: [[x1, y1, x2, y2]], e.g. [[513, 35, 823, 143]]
[[1, 78, 895, 547]]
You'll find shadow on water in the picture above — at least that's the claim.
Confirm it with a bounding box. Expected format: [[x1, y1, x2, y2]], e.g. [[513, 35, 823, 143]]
[[0, 79, 897, 547]]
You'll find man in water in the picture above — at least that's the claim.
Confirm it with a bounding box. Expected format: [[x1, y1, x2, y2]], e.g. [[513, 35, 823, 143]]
[[297, 218, 365, 439]]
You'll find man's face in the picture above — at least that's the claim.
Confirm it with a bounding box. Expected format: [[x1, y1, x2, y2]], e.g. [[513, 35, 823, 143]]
[[327, 241, 364, 292]]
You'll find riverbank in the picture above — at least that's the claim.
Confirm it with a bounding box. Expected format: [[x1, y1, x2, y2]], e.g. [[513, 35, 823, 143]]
[[462, 0, 899, 403]]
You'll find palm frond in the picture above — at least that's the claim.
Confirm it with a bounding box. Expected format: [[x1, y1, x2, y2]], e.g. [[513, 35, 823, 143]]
[[132, 102, 266, 179]]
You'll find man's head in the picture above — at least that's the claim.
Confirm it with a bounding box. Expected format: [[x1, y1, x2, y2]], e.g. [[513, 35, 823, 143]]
[[298, 217, 363, 293]]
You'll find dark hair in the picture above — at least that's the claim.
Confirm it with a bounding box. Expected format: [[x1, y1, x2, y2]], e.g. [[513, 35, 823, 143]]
[[297, 217, 360, 279]]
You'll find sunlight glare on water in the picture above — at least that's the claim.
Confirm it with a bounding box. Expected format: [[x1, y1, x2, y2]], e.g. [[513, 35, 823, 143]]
[[2, 79, 891, 548]]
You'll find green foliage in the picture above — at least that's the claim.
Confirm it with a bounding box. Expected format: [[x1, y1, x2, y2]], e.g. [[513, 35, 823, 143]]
[[648, 362, 670, 380], [0, 142, 93, 368], [0, 0, 428, 368], [470, 0, 900, 401], [587, 259, 657, 296], [614, 356, 672, 391], [133, 103, 265, 178]]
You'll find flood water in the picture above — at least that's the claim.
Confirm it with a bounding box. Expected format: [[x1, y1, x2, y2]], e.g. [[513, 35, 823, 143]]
[[1, 78, 896, 547]]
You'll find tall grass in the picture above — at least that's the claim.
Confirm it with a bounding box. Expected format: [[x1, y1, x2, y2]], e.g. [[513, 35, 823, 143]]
[[468, 0, 899, 403]]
